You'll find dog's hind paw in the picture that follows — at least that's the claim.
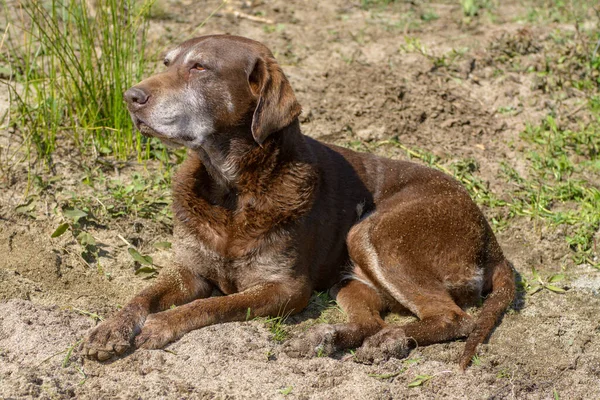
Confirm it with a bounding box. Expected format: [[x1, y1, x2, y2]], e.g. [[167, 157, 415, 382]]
[[354, 326, 411, 364], [283, 324, 338, 358]]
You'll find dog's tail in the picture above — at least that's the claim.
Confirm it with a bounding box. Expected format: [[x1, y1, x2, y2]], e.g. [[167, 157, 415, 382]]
[[459, 258, 515, 370]]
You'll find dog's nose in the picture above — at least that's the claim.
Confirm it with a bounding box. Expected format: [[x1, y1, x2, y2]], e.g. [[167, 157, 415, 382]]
[[124, 87, 150, 106]]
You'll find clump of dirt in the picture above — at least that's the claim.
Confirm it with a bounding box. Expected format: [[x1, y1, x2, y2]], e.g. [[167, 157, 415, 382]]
[[1, 0, 600, 398]]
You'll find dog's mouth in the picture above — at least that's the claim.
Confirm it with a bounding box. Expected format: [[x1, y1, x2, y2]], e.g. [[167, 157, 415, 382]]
[[132, 117, 182, 148], [132, 117, 158, 138]]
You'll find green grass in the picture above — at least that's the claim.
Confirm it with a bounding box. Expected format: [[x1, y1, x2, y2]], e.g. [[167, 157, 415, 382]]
[[1, 0, 155, 167], [460, 0, 495, 18], [360, 0, 398, 9], [513, 117, 600, 266], [264, 315, 289, 342], [521, 0, 598, 23]]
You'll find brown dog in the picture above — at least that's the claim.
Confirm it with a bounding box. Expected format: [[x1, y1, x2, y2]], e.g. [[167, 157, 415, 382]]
[[82, 35, 515, 369]]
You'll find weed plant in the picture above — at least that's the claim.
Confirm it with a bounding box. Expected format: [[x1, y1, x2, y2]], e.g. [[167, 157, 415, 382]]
[[1, 0, 155, 166]]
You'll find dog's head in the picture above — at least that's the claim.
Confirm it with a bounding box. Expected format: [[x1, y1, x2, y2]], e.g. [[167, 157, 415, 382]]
[[124, 35, 301, 149]]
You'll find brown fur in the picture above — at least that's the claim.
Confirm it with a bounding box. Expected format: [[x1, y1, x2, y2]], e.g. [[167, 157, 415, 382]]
[[82, 35, 515, 369]]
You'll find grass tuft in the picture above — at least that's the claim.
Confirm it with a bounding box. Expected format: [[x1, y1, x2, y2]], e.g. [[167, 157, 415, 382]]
[[1, 0, 155, 165]]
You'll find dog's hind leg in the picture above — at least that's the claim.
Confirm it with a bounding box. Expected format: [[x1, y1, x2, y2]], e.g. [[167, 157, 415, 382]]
[[355, 295, 474, 364], [284, 278, 387, 357], [349, 202, 479, 364]]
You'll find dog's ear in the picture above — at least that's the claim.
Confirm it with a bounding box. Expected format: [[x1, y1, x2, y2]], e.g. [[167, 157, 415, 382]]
[[248, 56, 301, 145]]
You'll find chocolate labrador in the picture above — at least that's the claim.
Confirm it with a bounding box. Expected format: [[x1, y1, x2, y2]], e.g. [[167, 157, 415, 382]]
[[82, 35, 515, 369]]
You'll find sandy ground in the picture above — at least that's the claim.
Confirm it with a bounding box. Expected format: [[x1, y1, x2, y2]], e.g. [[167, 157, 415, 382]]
[[1, 0, 600, 398]]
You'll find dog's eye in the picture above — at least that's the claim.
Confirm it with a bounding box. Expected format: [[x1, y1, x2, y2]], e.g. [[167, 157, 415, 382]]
[[192, 63, 206, 72]]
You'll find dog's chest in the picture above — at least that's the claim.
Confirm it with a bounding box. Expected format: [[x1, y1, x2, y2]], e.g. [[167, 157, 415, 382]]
[[174, 226, 295, 294]]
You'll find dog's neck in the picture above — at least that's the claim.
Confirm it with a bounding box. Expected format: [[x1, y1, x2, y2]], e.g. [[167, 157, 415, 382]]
[[193, 120, 308, 199]]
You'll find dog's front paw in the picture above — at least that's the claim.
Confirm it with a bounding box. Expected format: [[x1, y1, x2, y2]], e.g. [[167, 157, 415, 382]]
[[82, 313, 142, 361], [284, 324, 339, 358], [354, 326, 411, 364], [134, 312, 179, 349]]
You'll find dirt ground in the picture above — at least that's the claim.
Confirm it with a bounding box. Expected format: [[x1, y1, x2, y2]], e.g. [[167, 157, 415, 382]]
[[1, 0, 600, 399]]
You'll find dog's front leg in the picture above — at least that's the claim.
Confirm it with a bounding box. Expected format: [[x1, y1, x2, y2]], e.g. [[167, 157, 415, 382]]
[[135, 281, 310, 349], [82, 266, 212, 360]]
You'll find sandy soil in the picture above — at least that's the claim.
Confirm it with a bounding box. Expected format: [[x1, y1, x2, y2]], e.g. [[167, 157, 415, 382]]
[[1, 0, 600, 398]]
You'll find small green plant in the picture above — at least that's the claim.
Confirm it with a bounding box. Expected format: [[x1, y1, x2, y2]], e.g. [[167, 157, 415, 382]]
[[264, 349, 276, 361], [496, 367, 512, 379], [72, 308, 104, 323], [408, 374, 433, 388], [263, 23, 285, 34], [127, 246, 160, 279], [279, 386, 293, 396], [62, 339, 83, 368], [420, 10, 439, 22], [497, 105, 517, 115], [51, 207, 99, 265], [315, 346, 326, 358], [525, 267, 566, 295], [75, 365, 87, 386], [460, 0, 478, 17]]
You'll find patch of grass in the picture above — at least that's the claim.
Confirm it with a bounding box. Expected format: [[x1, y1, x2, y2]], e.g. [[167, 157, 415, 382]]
[[420, 9, 439, 22], [313, 292, 345, 325], [1, 0, 156, 167], [521, 0, 597, 23], [264, 314, 290, 343], [460, 0, 495, 18], [360, 0, 398, 10], [509, 116, 600, 266], [56, 169, 173, 224], [400, 37, 468, 74], [263, 23, 285, 34], [46, 167, 172, 276]]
